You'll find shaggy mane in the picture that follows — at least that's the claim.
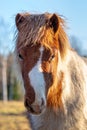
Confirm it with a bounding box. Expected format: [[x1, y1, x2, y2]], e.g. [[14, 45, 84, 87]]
[[16, 12, 70, 58]]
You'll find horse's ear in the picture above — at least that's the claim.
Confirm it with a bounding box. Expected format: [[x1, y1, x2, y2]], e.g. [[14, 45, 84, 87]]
[[48, 14, 59, 33], [15, 13, 25, 31]]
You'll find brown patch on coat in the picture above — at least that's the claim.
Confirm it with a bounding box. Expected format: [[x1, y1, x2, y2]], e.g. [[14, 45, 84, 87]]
[[17, 44, 41, 104]]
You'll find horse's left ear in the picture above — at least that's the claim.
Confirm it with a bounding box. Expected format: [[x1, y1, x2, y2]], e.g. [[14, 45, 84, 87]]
[[48, 14, 59, 33], [15, 13, 25, 31]]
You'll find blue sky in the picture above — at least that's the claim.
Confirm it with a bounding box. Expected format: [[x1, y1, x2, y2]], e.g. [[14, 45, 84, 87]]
[[0, 0, 87, 54]]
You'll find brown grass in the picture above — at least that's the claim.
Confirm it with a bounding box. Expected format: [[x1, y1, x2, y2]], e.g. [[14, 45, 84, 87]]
[[0, 101, 31, 130]]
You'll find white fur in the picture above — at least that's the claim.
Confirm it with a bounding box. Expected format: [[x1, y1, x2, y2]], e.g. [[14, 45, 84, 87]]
[[28, 46, 46, 108]]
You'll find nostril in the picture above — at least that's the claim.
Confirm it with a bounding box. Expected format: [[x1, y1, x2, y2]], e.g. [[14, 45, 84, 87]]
[[24, 98, 29, 108], [41, 98, 45, 106], [24, 98, 35, 113]]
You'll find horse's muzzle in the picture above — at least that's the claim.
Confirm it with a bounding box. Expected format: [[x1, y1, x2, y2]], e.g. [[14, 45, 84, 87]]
[[24, 98, 46, 114]]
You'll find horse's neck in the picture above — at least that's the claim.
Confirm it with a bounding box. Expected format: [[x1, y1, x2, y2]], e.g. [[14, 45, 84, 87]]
[[29, 108, 66, 130], [30, 103, 87, 130]]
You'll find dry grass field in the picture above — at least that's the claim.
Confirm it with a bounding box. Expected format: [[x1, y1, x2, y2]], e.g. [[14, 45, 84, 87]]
[[0, 101, 31, 130]]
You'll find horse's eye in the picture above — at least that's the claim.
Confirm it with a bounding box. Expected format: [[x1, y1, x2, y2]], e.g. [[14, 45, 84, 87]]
[[49, 54, 55, 62], [18, 53, 23, 60]]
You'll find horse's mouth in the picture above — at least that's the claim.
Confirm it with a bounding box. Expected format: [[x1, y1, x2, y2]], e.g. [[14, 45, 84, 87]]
[[27, 105, 42, 115], [24, 97, 46, 115], [24, 101, 45, 115]]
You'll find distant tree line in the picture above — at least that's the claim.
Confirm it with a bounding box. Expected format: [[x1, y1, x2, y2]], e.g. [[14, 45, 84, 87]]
[[0, 53, 24, 101], [0, 16, 24, 101], [70, 35, 87, 56]]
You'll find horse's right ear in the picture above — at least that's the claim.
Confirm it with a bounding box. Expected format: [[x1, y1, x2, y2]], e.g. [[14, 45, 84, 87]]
[[15, 13, 25, 31], [47, 14, 59, 33]]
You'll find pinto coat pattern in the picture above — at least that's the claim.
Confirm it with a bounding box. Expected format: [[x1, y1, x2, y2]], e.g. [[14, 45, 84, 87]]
[[15, 12, 87, 130]]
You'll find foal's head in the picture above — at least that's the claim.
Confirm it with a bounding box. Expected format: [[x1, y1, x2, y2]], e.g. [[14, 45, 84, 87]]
[[15, 12, 69, 114]]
